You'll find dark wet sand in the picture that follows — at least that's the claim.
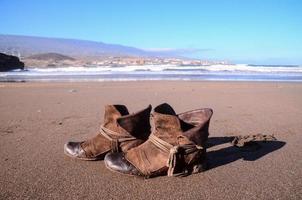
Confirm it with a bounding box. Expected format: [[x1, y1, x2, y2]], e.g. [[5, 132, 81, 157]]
[[0, 81, 301, 199]]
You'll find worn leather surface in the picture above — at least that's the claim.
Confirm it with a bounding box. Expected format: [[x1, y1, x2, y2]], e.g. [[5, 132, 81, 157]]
[[123, 103, 213, 176], [64, 105, 152, 160], [178, 108, 213, 146], [104, 152, 141, 175], [64, 141, 87, 159]]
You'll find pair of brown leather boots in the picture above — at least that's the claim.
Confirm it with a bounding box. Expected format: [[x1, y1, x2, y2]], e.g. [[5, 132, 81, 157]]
[[64, 103, 213, 178]]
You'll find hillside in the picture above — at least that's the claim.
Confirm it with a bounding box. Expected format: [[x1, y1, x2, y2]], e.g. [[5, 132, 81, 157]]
[[27, 53, 75, 61], [0, 34, 163, 58]]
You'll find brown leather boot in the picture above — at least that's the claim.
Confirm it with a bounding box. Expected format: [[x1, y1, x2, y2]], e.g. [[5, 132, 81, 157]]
[[64, 105, 152, 160], [104, 103, 213, 177]]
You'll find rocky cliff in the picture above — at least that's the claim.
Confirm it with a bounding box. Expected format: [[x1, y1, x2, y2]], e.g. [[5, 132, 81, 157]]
[[0, 53, 24, 72]]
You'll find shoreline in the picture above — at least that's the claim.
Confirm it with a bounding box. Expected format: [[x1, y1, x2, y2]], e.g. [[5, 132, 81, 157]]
[[1, 64, 302, 83], [1, 79, 302, 83], [1, 80, 302, 87]]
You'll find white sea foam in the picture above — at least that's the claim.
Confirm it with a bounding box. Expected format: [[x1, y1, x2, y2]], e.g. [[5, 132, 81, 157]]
[[1, 64, 302, 81], [23, 64, 302, 74]]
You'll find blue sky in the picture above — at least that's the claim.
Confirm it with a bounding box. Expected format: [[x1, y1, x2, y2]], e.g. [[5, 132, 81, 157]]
[[1, 0, 302, 64]]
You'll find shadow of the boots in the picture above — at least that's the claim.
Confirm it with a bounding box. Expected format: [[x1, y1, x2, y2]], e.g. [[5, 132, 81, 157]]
[[206, 136, 286, 170]]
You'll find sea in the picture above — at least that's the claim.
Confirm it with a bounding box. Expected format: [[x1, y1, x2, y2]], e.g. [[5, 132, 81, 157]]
[[1, 64, 302, 82]]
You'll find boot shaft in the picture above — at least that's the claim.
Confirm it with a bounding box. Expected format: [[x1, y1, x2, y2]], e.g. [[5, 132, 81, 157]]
[[151, 103, 213, 146], [103, 104, 152, 139], [179, 108, 213, 146], [117, 105, 152, 140]]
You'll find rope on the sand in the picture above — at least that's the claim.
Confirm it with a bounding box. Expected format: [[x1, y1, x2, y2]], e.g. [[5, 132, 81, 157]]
[[99, 125, 137, 152], [231, 134, 276, 147]]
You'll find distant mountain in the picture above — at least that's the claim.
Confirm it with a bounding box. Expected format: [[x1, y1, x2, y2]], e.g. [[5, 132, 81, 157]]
[[27, 53, 75, 61], [0, 34, 164, 58]]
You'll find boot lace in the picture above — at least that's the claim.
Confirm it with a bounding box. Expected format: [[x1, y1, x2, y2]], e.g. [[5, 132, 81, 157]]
[[99, 125, 137, 152], [148, 133, 203, 177]]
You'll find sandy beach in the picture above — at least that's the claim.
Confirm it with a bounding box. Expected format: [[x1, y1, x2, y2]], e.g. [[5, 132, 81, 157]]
[[0, 81, 301, 200]]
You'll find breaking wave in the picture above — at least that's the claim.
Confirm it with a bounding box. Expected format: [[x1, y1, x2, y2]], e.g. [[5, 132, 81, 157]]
[[21, 64, 302, 74], [1, 64, 302, 81]]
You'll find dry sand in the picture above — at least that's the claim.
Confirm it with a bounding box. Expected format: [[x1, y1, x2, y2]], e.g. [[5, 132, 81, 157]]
[[0, 81, 301, 200]]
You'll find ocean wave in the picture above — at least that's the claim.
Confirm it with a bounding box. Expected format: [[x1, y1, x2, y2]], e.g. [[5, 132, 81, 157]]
[[11, 64, 302, 74], [1, 64, 302, 82]]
